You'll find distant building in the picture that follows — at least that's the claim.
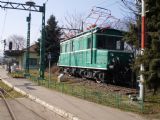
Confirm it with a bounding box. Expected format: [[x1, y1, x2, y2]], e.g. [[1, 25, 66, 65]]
[[4, 44, 39, 70]]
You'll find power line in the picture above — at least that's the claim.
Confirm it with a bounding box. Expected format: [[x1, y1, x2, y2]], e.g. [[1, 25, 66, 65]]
[[93, 0, 120, 8], [0, 9, 8, 40]]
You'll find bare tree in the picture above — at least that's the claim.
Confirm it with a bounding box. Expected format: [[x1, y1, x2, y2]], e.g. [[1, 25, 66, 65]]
[[61, 12, 84, 38], [7, 35, 25, 50], [119, 0, 141, 27], [120, 0, 141, 15]]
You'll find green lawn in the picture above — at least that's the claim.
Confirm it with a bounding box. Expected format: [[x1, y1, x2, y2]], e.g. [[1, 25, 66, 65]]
[[0, 80, 24, 98]]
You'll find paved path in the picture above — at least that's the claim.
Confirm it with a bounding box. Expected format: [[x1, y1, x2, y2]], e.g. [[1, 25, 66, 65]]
[[0, 67, 145, 120]]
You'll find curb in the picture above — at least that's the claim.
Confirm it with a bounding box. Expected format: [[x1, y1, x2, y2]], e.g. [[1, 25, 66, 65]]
[[1, 79, 81, 120]]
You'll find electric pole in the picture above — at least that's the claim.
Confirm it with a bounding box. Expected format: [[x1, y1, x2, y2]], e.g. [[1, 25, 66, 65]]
[[139, 0, 145, 101]]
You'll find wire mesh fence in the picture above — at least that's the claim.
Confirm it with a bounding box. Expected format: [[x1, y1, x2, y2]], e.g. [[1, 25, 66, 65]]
[[12, 71, 146, 113]]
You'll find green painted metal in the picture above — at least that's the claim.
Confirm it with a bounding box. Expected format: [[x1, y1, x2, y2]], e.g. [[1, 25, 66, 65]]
[[59, 28, 133, 70], [39, 3, 46, 79], [25, 12, 31, 73]]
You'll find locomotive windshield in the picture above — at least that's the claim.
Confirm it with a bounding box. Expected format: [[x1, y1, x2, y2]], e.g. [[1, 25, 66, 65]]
[[96, 34, 124, 50]]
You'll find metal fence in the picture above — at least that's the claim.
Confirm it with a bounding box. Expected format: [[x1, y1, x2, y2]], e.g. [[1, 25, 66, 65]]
[[13, 71, 146, 113], [33, 76, 146, 113]]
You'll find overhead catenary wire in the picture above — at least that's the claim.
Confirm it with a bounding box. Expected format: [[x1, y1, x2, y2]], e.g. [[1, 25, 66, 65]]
[[0, 9, 8, 41]]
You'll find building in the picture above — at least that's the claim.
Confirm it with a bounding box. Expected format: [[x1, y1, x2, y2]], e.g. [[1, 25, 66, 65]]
[[4, 44, 39, 70]]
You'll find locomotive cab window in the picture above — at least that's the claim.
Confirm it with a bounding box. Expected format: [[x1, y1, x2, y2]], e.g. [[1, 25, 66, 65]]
[[97, 35, 124, 50]]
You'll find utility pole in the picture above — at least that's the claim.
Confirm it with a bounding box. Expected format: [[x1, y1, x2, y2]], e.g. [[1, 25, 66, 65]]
[[25, 12, 31, 73], [39, 3, 46, 79], [48, 52, 51, 88], [139, 0, 145, 101], [25, 0, 35, 74], [3, 39, 6, 52]]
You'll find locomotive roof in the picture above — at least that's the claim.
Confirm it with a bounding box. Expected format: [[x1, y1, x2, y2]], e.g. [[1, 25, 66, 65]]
[[61, 27, 123, 42]]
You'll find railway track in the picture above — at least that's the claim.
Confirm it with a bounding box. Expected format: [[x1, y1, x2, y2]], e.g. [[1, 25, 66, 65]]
[[0, 87, 47, 120], [0, 88, 16, 120], [65, 75, 138, 95]]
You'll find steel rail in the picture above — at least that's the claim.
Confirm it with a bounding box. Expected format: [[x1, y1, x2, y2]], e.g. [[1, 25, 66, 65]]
[[0, 87, 47, 120], [0, 91, 17, 120]]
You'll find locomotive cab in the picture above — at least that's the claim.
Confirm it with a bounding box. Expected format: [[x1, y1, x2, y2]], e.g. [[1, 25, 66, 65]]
[[94, 28, 134, 85]]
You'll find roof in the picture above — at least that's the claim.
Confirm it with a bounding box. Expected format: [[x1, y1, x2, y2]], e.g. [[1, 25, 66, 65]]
[[4, 44, 38, 57], [61, 27, 124, 42], [25, 44, 37, 53], [4, 50, 24, 57]]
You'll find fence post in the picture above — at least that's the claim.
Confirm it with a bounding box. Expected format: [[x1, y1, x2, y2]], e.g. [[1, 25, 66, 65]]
[[140, 100, 144, 113], [71, 85, 74, 95], [83, 88, 86, 99], [98, 92, 101, 104], [62, 83, 64, 93], [55, 81, 56, 89], [116, 93, 120, 108]]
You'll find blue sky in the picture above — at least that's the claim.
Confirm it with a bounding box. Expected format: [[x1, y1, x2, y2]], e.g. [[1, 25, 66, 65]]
[[0, 0, 125, 55]]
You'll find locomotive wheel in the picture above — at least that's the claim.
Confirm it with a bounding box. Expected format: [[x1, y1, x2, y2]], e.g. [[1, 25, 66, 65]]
[[79, 70, 85, 79], [95, 77, 102, 83], [95, 73, 105, 83]]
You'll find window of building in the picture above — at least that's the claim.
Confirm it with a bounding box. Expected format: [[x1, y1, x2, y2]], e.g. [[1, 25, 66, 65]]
[[29, 58, 37, 66]]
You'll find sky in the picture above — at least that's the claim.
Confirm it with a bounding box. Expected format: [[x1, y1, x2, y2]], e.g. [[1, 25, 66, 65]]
[[0, 0, 126, 55]]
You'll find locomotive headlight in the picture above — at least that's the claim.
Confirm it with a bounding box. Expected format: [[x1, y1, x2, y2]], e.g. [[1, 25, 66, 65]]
[[109, 65, 114, 69]]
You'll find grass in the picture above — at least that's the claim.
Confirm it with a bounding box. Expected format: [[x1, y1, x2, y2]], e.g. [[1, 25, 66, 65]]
[[0, 80, 24, 98], [10, 71, 25, 78], [143, 93, 160, 119]]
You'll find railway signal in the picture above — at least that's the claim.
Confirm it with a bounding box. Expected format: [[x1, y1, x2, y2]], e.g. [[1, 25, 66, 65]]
[[25, 0, 34, 73]]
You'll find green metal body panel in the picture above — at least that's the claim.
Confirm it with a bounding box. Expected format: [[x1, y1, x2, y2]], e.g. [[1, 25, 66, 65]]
[[59, 27, 133, 70]]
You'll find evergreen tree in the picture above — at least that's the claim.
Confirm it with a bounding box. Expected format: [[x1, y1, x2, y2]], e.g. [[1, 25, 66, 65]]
[[142, 0, 160, 94], [35, 15, 61, 68], [122, 0, 160, 93]]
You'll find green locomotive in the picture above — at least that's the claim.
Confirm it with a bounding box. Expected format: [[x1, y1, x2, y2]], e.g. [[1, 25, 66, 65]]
[[59, 27, 134, 85]]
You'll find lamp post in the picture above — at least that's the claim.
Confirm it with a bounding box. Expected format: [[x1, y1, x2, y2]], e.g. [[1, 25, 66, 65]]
[[48, 52, 51, 88], [25, 0, 35, 73]]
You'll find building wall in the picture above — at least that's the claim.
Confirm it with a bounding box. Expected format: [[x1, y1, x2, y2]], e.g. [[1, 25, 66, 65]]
[[18, 52, 39, 70]]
